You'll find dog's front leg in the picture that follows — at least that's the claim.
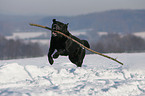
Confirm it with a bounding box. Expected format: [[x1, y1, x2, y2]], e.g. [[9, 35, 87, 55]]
[[53, 51, 59, 59], [48, 48, 55, 65], [53, 49, 68, 59], [53, 49, 63, 59]]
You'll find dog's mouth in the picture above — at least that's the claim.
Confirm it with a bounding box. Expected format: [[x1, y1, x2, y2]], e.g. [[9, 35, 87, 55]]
[[52, 24, 62, 37], [52, 32, 57, 36]]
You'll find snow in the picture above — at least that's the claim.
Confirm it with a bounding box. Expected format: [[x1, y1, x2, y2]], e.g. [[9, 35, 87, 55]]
[[0, 53, 145, 96], [5, 32, 50, 45], [6, 32, 48, 40], [133, 32, 145, 39], [71, 31, 86, 36]]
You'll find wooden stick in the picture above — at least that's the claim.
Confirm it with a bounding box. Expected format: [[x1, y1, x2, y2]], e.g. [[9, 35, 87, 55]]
[[29, 23, 123, 65]]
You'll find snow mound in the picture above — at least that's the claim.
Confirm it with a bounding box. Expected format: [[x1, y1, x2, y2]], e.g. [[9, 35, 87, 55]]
[[0, 53, 145, 96]]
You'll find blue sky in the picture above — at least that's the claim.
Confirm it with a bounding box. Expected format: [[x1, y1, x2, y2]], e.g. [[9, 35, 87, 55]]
[[0, 0, 145, 16]]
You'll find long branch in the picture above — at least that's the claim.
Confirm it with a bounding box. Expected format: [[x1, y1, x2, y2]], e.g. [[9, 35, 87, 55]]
[[29, 23, 123, 65]]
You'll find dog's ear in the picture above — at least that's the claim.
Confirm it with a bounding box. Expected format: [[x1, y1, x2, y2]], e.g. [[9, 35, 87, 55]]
[[53, 19, 56, 23], [64, 24, 68, 29], [65, 23, 69, 28]]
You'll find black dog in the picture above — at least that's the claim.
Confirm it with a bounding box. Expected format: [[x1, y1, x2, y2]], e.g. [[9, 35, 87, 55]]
[[48, 19, 90, 67]]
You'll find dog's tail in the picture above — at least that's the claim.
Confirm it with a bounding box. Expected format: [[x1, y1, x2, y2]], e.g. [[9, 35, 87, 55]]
[[81, 40, 90, 48]]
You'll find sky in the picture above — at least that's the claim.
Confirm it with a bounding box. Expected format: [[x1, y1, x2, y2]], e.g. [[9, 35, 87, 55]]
[[0, 0, 145, 16]]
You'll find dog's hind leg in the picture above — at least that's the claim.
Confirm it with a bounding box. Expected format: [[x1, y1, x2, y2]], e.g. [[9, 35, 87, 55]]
[[72, 40, 89, 67], [76, 49, 85, 67], [68, 49, 85, 67]]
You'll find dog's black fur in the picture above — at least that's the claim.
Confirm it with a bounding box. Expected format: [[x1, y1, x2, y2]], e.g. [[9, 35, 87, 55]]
[[48, 19, 90, 67]]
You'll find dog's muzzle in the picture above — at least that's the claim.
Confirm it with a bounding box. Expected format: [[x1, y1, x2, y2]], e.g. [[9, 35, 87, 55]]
[[52, 31, 57, 37]]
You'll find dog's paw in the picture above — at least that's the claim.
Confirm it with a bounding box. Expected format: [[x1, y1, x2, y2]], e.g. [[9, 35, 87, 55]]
[[77, 64, 82, 67], [48, 57, 54, 65], [53, 53, 59, 59], [76, 61, 83, 67]]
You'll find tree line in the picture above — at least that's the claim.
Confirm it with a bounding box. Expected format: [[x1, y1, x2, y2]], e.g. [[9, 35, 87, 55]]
[[1, 33, 145, 60], [91, 34, 145, 53], [0, 35, 43, 60]]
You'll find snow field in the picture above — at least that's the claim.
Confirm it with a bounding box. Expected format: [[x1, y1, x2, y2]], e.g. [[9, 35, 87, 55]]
[[0, 53, 145, 96]]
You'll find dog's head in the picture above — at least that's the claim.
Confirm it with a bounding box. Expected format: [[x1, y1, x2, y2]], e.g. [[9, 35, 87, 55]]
[[51, 19, 69, 37]]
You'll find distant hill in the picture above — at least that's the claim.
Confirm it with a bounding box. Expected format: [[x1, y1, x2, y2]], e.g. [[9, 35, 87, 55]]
[[0, 9, 145, 35], [39, 9, 145, 34], [0, 15, 45, 35]]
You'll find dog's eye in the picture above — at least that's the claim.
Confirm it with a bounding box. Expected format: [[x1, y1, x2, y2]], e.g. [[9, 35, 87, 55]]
[[53, 24, 61, 30], [52, 25, 56, 29]]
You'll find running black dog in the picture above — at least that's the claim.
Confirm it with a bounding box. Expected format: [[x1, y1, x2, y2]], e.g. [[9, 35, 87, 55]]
[[48, 19, 90, 67]]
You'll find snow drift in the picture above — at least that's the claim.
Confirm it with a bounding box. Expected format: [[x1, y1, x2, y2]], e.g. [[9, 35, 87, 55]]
[[0, 53, 145, 96]]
